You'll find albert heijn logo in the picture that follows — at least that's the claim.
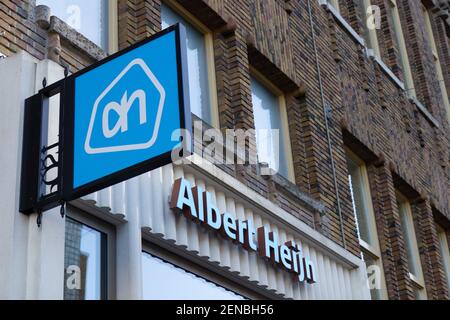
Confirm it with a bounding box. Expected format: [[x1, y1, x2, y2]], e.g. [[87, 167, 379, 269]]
[[84, 58, 166, 154], [19, 24, 190, 215], [71, 24, 190, 191]]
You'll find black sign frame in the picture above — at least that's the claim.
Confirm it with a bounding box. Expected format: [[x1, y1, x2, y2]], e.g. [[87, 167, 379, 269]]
[[19, 24, 192, 214]]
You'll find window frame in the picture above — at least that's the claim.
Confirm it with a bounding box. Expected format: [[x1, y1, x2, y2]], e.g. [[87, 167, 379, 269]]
[[346, 149, 378, 248], [396, 192, 427, 299], [161, 0, 219, 128], [250, 67, 296, 183], [386, 0, 416, 98], [436, 225, 450, 291], [345, 149, 388, 300], [422, 5, 450, 126], [358, 0, 381, 58], [107, 0, 119, 54], [65, 205, 116, 300], [141, 240, 267, 300]]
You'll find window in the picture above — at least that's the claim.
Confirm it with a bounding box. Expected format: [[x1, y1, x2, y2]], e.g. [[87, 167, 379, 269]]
[[357, 0, 381, 57], [422, 6, 450, 126], [161, 1, 218, 126], [142, 252, 245, 300], [64, 206, 115, 300], [396, 193, 426, 299], [35, 0, 118, 52], [346, 151, 377, 245], [250, 73, 294, 181], [386, 0, 416, 97], [436, 225, 450, 290], [346, 150, 387, 300]]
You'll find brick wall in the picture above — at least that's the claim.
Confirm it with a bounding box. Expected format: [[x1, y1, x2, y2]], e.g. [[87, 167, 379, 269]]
[[0, 0, 46, 59], [1, 0, 449, 299]]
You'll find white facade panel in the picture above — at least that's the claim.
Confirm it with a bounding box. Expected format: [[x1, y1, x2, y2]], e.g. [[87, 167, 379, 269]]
[[81, 155, 371, 300]]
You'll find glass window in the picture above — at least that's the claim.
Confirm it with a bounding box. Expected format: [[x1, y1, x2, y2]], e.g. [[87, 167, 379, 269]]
[[437, 225, 450, 290], [357, 0, 380, 57], [64, 217, 106, 300], [161, 3, 213, 124], [36, 0, 109, 49], [386, 0, 416, 97], [397, 198, 421, 276], [422, 6, 450, 126], [251, 76, 290, 179], [346, 151, 387, 300], [141, 252, 245, 300], [396, 194, 426, 299], [346, 155, 374, 245]]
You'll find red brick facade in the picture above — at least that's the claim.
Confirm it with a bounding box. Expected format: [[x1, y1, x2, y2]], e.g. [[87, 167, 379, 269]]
[[1, 0, 449, 299]]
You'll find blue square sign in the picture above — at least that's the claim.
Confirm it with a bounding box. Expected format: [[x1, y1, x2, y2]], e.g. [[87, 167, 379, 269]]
[[68, 25, 190, 194]]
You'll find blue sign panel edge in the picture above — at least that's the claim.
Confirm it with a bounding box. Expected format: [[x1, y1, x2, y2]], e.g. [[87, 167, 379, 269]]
[[62, 24, 192, 202]]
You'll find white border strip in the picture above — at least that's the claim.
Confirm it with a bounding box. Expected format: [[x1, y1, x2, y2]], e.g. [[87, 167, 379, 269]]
[[322, 1, 366, 46], [367, 50, 405, 90], [410, 95, 441, 128]]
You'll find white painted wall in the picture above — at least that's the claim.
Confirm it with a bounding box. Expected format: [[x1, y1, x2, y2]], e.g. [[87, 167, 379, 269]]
[[0, 52, 65, 299]]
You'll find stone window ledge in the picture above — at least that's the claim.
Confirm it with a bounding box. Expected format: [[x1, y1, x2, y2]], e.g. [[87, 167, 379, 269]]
[[191, 115, 326, 216], [35, 5, 107, 63], [409, 95, 441, 129], [269, 172, 326, 215], [48, 16, 107, 62], [367, 49, 405, 91], [318, 0, 365, 46]]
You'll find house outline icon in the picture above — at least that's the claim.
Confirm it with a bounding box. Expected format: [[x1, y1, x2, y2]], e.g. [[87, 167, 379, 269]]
[[84, 58, 166, 154]]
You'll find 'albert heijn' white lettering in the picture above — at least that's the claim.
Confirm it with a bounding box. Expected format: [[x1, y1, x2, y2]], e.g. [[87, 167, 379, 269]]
[[170, 178, 317, 284]]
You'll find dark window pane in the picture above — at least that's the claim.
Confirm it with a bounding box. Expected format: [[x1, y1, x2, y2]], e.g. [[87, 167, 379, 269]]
[[397, 201, 419, 276], [64, 217, 104, 300], [356, 1, 371, 46], [347, 157, 371, 244]]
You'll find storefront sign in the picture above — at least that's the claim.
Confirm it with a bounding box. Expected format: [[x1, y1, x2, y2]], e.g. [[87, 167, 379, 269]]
[[170, 178, 317, 284], [20, 24, 191, 214], [69, 24, 191, 197]]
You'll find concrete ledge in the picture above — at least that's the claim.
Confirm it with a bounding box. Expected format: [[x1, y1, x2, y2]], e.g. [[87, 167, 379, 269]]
[[409, 96, 441, 129], [189, 115, 324, 215], [270, 173, 326, 215], [49, 16, 107, 62], [368, 51, 405, 91], [320, 1, 365, 47]]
